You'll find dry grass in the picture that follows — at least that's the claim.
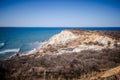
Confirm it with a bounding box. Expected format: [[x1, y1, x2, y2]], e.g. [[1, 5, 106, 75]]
[[0, 48, 120, 80]]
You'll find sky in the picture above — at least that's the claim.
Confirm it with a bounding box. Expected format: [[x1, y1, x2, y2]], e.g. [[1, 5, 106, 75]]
[[0, 0, 120, 27]]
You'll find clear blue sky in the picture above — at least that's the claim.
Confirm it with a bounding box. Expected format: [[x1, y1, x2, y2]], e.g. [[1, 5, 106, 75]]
[[0, 0, 120, 27]]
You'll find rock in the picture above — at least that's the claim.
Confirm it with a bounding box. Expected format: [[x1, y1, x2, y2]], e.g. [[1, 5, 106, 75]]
[[44, 30, 78, 46], [40, 30, 120, 55]]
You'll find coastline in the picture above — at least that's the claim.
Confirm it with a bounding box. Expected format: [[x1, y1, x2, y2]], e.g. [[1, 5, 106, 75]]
[[1, 27, 119, 60], [0, 29, 120, 80], [4, 28, 120, 60]]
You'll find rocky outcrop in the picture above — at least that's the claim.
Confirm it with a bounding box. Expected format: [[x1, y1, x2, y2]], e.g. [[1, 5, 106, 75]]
[[43, 30, 78, 47], [39, 30, 120, 55]]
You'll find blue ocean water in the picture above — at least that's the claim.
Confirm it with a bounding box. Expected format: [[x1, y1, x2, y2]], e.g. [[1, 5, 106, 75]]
[[0, 27, 120, 60]]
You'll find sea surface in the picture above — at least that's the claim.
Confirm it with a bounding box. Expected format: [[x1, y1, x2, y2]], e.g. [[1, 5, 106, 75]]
[[0, 27, 120, 60]]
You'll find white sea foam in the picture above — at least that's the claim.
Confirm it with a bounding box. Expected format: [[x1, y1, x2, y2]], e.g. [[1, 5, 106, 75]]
[[29, 41, 42, 48], [0, 48, 20, 54], [37, 41, 47, 49], [29, 41, 47, 49], [23, 48, 37, 55], [0, 42, 5, 48], [22, 41, 47, 56]]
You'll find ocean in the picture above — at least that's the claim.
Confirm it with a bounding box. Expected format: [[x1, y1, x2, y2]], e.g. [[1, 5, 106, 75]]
[[0, 27, 120, 60]]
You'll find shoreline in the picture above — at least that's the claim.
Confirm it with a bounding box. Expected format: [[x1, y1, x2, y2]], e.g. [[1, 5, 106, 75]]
[[0, 29, 120, 80]]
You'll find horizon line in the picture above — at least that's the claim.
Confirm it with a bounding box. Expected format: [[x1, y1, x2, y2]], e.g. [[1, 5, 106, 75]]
[[0, 26, 120, 28]]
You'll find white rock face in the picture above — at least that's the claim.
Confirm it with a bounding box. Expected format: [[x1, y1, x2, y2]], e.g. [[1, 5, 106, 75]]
[[57, 45, 105, 54], [39, 30, 119, 55], [46, 30, 78, 46], [93, 36, 114, 46]]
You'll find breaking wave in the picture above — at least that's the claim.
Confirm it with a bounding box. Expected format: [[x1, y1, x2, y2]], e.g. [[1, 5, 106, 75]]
[[0, 48, 20, 54], [28, 41, 47, 49], [22, 41, 47, 55]]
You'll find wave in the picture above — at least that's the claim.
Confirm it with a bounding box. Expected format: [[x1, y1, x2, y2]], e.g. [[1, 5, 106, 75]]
[[0, 48, 20, 54], [36, 41, 47, 49], [21, 48, 37, 56], [29, 41, 47, 49], [0, 42, 5, 48], [29, 41, 42, 47], [21, 41, 47, 55]]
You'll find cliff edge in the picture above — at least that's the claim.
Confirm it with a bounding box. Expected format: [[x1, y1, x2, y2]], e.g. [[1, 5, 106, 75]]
[[39, 30, 120, 55]]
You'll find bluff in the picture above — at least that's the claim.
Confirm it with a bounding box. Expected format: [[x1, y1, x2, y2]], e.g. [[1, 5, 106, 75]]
[[39, 30, 120, 55]]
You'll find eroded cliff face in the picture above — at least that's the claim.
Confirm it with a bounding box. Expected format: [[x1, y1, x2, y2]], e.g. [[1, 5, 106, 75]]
[[39, 30, 120, 54], [46, 30, 78, 46]]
